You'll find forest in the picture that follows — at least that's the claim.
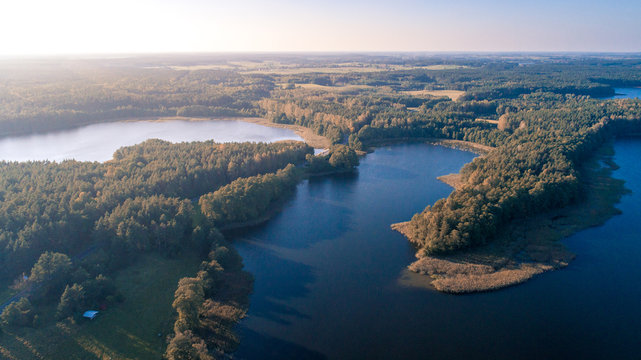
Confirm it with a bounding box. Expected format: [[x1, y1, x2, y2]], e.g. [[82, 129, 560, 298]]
[[1, 53, 641, 358], [0, 138, 312, 358], [403, 96, 641, 254]]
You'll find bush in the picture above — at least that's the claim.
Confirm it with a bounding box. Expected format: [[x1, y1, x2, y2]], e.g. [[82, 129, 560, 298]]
[[57, 284, 86, 320], [29, 252, 73, 299], [328, 145, 359, 169], [1, 298, 35, 327]]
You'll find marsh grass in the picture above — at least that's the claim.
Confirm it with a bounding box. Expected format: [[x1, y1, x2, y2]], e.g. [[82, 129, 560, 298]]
[[394, 143, 627, 294]]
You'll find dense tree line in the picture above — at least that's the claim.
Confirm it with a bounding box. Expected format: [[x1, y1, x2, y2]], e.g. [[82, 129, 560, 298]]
[[0, 140, 311, 280], [3, 55, 640, 141], [0, 139, 311, 339], [199, 164, 299, 226], [305, 144, 360, 173], [403, 97, 641, 254], [93, 196, 194, 256], [259, 94, 348, 143], [165, 240, 252, 360], [0, 66, 271, 137]]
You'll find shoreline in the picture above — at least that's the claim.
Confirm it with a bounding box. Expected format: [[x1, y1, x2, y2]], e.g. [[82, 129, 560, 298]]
[[392, 143, 627, 294], [120, 116, 333, 149], [434, 139, 494, 155], [219, 191, 297, 232], [364, 137, 494, 155], [219, 168, 357, 232], [0, 116, 332, 151], [436, 173, 464, 189]]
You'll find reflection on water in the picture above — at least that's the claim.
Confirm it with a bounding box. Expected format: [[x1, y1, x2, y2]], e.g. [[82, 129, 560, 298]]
[[0, 119, 303, 162], [606, 87, 641, 100], [232, 141, 641, 360]]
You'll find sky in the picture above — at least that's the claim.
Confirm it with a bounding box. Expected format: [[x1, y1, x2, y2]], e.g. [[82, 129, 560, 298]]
[[1, 0, 640, 56]]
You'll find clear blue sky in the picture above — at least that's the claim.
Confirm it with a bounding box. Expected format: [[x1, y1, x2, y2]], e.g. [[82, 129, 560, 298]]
[[1, 0, 640, 55]]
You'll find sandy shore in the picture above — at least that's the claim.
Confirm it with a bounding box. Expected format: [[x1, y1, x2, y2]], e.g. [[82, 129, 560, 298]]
[[225, 117, 331, 149], [392, 144, 626, 294], [434, 139, 494, 155], [436, 173, 464, 189]]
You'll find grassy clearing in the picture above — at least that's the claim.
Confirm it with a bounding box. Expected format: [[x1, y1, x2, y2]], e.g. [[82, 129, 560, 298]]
[[420, 64, 468, 70], [401, 89, 465, 101], [285, 83, 376, 92], [168, 64, 236, 71], [244, 66, 386, 75], [0, 252, 202, 359], [169, 60, 283, 71], [240, 62, 469, 75], [476, 118, 499, 125], [282, 84, 467, 103], [395, 143, 627, 294]]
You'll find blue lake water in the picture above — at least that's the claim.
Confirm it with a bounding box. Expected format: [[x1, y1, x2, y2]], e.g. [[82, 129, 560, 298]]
[[607, 87, 641, 100], [0, 119, 304, 162], [232, 141, 641, 359]]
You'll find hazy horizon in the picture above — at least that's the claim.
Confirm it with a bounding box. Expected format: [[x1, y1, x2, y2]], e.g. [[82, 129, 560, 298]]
[[2, 0, 640, 56]]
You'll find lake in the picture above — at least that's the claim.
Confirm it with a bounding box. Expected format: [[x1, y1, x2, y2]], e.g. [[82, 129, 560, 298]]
[[607, 87, 641, 100], [2, 113, 638, 359], [0, 119, 304, 162], [232, 141, 641, 360]]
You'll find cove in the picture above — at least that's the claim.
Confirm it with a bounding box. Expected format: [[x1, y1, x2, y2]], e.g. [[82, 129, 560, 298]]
[[0, 118, 303, 162], [607, 87, 641, 100], [231, 141, 641, 360]]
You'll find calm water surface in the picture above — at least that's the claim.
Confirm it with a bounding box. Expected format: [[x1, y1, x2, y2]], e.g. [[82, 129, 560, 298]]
[[232, 141, 641, 360], [607, 87, 641, 99], [0, 119, 303, 162]]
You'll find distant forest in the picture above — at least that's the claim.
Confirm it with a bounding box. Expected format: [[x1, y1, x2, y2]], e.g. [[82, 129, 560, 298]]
[[1, 54, 641, 358], [2, 55, 641, 140]]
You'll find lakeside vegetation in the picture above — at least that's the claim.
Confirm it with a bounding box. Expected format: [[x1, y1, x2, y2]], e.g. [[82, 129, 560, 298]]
[[396, 143, 628, 293], [199, 165, 300, 227], [2, 53, 641, 356], [0, 138, 312, 358], [0, 252, 200, 359], [402, 97, 640, 255]]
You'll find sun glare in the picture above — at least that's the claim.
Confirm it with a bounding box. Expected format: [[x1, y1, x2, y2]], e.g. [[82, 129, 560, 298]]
[[0, 0, 639, 56], [0, 0, 209, 55]]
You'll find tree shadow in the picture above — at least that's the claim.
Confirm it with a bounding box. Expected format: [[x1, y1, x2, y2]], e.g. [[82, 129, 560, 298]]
[[237, 246, 314, 325], [230, 174, 357, 251], [233, 327, 327, 360], [359, 162, 419, 181]]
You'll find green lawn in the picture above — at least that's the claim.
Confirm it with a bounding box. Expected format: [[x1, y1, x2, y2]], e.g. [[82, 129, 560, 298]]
[[0, 252, 202, 360]]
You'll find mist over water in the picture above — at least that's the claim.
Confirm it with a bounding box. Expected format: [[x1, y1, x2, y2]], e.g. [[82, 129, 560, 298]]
[[0, 119, 303, 162]]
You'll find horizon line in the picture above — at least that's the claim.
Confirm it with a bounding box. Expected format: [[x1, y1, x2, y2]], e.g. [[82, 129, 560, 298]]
[[2, 50, 641, 61]]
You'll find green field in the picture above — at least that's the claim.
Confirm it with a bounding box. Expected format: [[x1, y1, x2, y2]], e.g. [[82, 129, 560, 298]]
[[0, 253, 202, 360]]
